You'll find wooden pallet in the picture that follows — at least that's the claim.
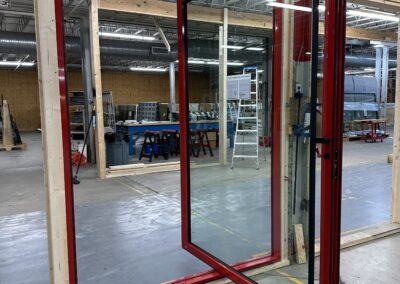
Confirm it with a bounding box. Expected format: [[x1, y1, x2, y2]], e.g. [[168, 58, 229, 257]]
[[0, 143, 27, 151]]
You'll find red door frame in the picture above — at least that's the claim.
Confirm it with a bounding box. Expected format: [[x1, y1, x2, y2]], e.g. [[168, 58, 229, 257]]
[[319, 0, 346, 282], [176, 0, 281, 283], [55, 0, 78, 282], [53, 0, 346, 282]]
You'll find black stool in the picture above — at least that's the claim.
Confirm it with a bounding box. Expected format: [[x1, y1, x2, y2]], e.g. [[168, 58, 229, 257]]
[[198, 129, 214, 157], [139, 131, 169, 162], [189, 131, 201, 157], [162, 130, 180, 156]]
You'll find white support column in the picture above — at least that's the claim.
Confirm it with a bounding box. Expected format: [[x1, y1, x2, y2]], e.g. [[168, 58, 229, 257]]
[[391, 19, 400, 223], [169, 62, 176, 116], [89, 0, 106, 179], [381, 46, 389, 118], [219, 8, 228, 165], [375, 47, 382, 110], [34, 0, 70, 282]]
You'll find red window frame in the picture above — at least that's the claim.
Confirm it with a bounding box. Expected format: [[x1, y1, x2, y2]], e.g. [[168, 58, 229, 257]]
[[52, 0, 346, 282], [54, 0, 78, 283], [319, 0, 347, 283], [176, 0, 282, 282]]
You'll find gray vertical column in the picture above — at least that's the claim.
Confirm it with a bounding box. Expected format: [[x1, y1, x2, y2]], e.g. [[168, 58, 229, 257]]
[[375, 47, 382, 116], [80, 17, 95, 163], [382, 46, 389, 118], [218, 8, 228, 165], [169, 62, 176, 118], [263, 38, 272, 137]]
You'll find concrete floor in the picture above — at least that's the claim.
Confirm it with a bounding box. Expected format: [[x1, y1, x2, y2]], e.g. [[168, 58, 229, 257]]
[[0, 132, 397, 283]]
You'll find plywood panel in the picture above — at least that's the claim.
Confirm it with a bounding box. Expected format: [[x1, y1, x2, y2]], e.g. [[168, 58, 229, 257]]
[[0, 69, 212, 131]]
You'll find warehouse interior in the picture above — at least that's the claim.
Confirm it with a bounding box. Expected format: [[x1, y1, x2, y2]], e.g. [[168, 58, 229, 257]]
[[1, 0, 400, 283]]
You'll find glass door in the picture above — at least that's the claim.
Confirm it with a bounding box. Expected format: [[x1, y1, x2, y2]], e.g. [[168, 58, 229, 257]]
[[177, 0, 325, 282]]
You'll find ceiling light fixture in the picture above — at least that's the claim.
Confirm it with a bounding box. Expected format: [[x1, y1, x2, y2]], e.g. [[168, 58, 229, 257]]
[[188, 60, 206, 64], [266, 1, 312, 12], [222, 45, 245, 50], [347, 10, 399, 22], [0, 61, 35, 67], [183, 59, 244, 66], [228, 62, 244, 66], [130, 67, 167, 72], [99, 31, 156, 41], [246, 47, 264, 51], [267, 2, 398, 22]]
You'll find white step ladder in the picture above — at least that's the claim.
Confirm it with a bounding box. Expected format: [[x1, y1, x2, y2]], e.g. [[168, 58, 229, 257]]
[[231, 67, 260, 170]]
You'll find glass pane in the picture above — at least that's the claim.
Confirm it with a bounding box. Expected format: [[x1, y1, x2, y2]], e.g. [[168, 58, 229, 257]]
[[340, 5, 395, 283], [185, 0, 320, 282], [186, 12, 272, 265]]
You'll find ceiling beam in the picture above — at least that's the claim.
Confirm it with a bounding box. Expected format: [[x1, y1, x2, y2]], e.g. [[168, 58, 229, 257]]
[[99, 0, 397, 42], [349, 0, 400, 13]]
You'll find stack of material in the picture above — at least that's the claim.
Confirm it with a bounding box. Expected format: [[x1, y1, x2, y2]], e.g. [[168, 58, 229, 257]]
[[137, 102, 160, 121], [0, 99, 26, 151]]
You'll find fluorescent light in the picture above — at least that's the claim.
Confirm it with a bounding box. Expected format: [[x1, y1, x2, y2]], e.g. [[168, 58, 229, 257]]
[[222, 45, 244, 50], [361, 8, 395, 16], [266, 2, 398, 22], [364, 67, 375, 71], [246, 47, 264, 51], [267, 1, 312, 12], [0, 61, 35, 67], [267, 2, 399, 22], [188, 60, 206, 64], [347, 10, 399, 22], [186, 59, 244, 66], [130, 67, 167, 72], [228, 62, 244, 66], [99, 31, 156, 41]]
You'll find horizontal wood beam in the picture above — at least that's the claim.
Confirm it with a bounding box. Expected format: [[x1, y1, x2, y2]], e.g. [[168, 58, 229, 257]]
[[99, 0, 397, 41], [99, 0, 272, 29]]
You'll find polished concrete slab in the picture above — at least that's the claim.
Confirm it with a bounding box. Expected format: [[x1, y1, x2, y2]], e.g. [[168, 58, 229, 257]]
[[0, 132, 396, 283]]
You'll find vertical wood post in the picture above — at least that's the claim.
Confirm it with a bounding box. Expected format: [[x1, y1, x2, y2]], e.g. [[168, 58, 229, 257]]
[[34, 0, 77, 282], [2, 100, 13, 149], [89, 0, 106, 179], [280, 3, 294, 262], [219, 8, 228, 165], [391, 18, 400, 224]]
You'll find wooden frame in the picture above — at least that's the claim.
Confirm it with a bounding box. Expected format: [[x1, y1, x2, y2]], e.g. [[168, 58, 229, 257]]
[[89, 0, 107, 179], [34, 0, 77, 282], [98, 0, 396, 42], [391, 18, 400, 224]]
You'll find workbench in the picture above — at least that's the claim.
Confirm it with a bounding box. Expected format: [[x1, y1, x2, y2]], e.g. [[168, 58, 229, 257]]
[[353, 118, 387, 142], [121, 120, 234, 155]]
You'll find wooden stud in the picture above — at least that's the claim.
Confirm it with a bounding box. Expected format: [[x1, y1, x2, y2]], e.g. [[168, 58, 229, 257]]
[[33, 0, 70, 282], [99, 0, 396, 42], [280, 6, 294, 262], [391, 18, 400, 223], [294, 224, 307, 264], [90, 0, 107, 179]]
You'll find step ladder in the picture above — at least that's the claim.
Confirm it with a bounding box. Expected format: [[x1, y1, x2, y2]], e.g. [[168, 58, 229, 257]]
[[231, 66, 260, 170]]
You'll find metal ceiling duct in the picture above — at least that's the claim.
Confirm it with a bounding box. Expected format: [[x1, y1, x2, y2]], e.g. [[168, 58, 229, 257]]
[[0, 31, 177, 62], [0, 31, 396, 68]]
